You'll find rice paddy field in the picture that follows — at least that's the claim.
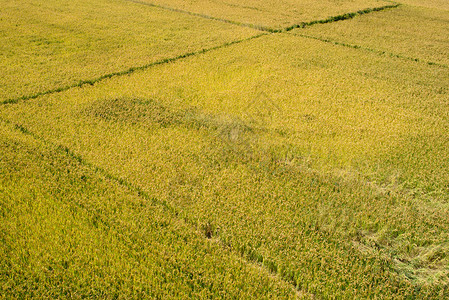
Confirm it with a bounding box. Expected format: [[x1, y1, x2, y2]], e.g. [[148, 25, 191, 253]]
[[1, 0, 448, 298]]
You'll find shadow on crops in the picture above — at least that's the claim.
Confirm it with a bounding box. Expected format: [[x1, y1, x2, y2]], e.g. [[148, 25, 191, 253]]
[[83, 97, 281, 165]]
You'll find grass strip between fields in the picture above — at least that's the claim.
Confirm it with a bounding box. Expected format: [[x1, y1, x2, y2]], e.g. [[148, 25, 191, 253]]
[[281, 3, 401, 32], [292, 33, 448, 68], [0, 116, 311, 296], [1, 33, 267, 106]]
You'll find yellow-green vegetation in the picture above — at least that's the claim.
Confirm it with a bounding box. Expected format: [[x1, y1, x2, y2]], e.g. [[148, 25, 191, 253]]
[[396, 0, 449, 10], [140, 0, 392, 29], [0, 0, 256, 101], [2, 30, 448, 297], [0, 121, 299, 298], [2, 0, 449, 298], [298, 5, 449, 66]]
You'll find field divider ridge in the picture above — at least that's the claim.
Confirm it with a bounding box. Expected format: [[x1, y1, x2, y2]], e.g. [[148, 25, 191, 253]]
[[1, 33, 267, 106], [291, 32, 448, 68], [280, 3, 401, 32], [0, 116, 310, 298]]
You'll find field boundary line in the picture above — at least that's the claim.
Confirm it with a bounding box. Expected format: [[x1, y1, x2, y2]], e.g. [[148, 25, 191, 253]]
[[126, 0, 400, 33], [1, 33, 267, 106], [0, 117, 311, 298], [281, 3, 400, 32], [292, 32, 448, 68]]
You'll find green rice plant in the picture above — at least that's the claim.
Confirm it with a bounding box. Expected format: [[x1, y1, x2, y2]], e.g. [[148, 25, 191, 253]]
[[2, 33, 448, 297], [0, 0, 256, 101]]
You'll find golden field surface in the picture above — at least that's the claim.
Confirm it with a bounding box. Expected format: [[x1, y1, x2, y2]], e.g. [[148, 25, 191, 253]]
[[0, 122, 297, 298], [299, 5, 449, 66], [0, 0, 256, 101], [143, 0, 392, 29], [1, 0, 448, 298], [397, 0, 449, 10]]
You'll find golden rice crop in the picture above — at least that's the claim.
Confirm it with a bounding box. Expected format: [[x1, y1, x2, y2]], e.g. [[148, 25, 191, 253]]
[[396, 0, 449, 10], [0, 121, 299, 298], [2, 32, 447, 297], [298, 5, 449, 66], [142, 0, 392, 28], [0, 0, 256, 101], [2, 0, 449, 298]]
